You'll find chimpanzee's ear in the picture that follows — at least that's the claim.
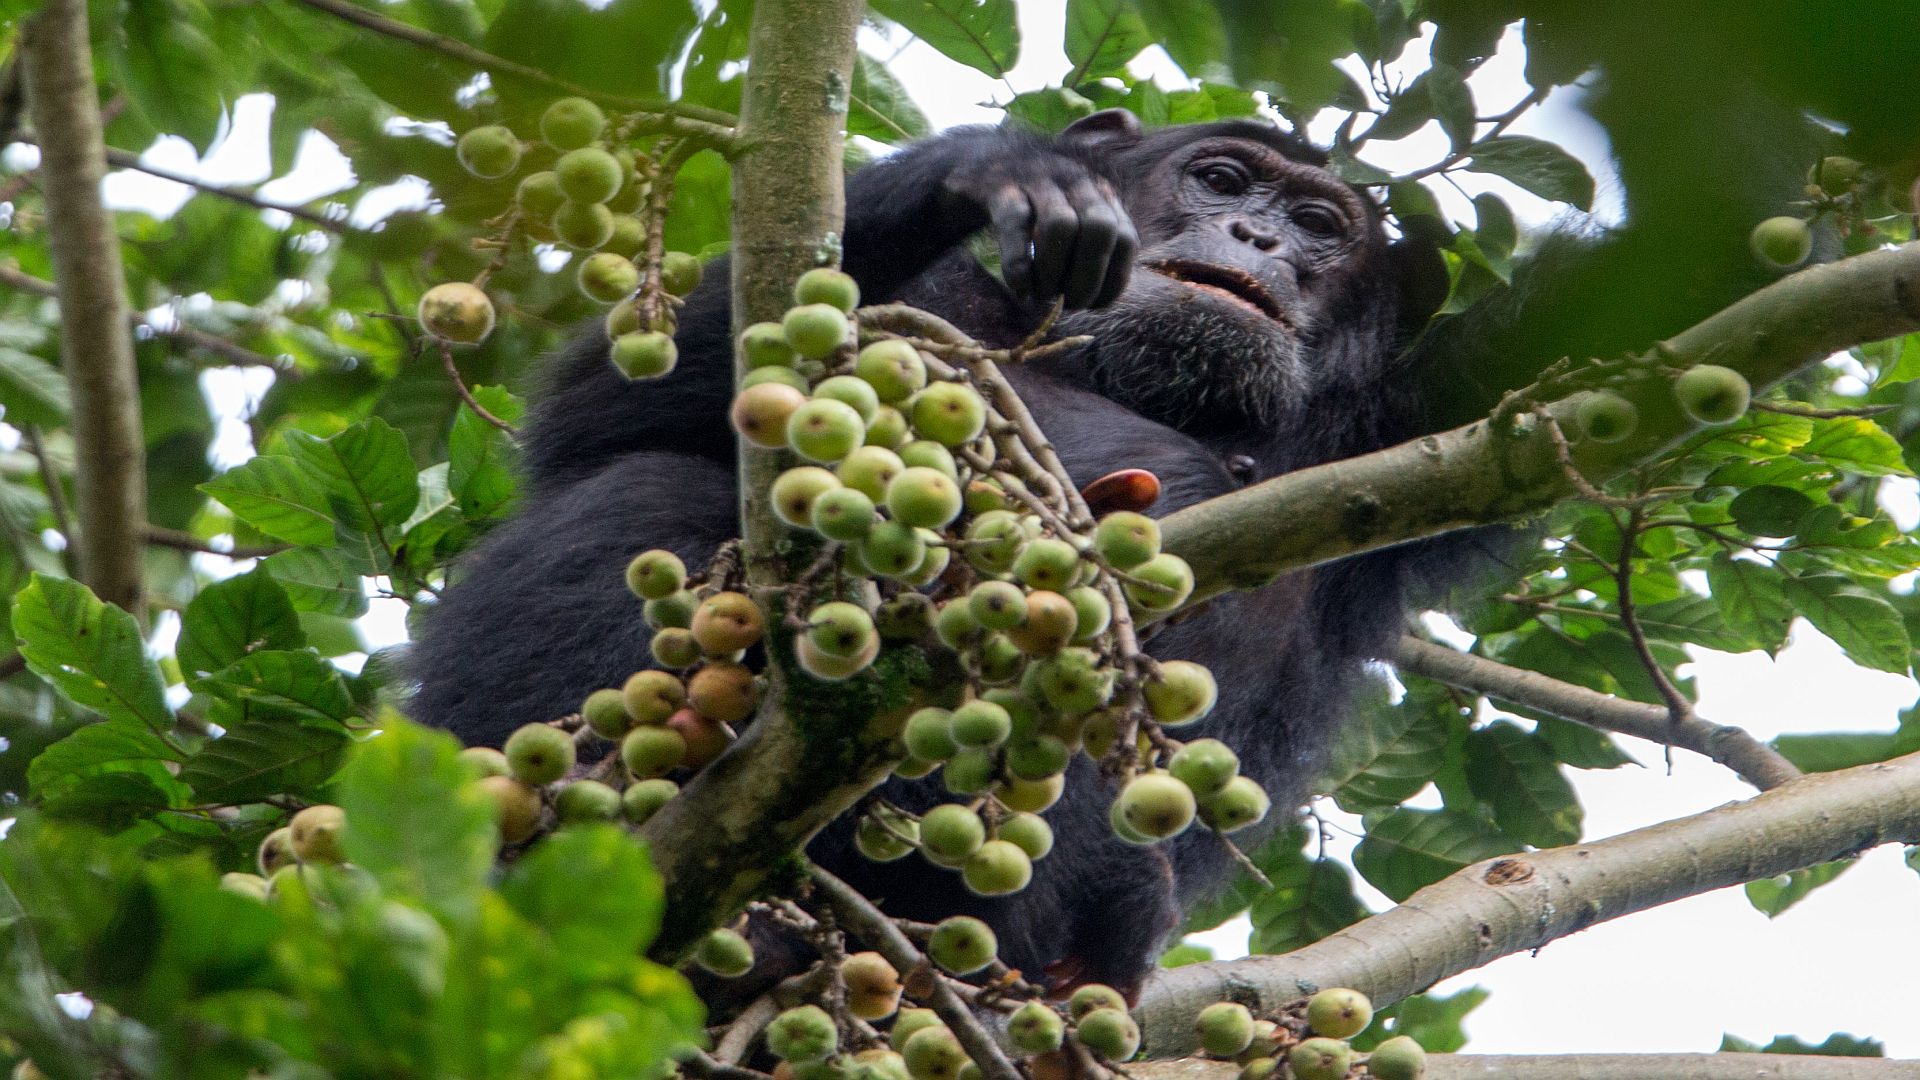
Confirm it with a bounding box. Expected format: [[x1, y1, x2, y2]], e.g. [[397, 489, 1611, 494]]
[[1061, 109, 1144, 150], [1390, 235, 1449, 340]]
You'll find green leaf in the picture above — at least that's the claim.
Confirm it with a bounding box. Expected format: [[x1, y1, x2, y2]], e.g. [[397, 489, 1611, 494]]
[[337, 720, 497, 921], [1248, 843, 1367, 955], [1534, 717, 1636, 770], [262, 548, 370, 618], [1706, 553, 1793, 653], [1866, 332, 1920, 389], [1352, 808, 1520, 902], [1464, 722, 1582, 848], [12, 575, 173, 736], [201, 454, 336, 547], [0, 347, 72, 427], [1357, 987, 1489, 1054], [196, 650, 356, 724], [284, 418, 421, 533], [849, 54, 931, 144], [1772, 729, 1917, 773], [447, 387, 524, 523], [1321, 680, 1453, 811], [1720, 1033, 1883, 1057], [1158, 940, 1213, 968], [502, 826, 667, 959], [869, 0, 1020, 77], [26, 721, 190, 823], [1780, 573, 1911, 674], [178, 710, 350, 806], [177, 568, 306, 681], [1803, 417, 1913, 478], [1463, 135, 1596, 210], [1744, 859, 1853, 918], [1629, 595, 1760, 654], [482, 0, 696, 100], [1005, 87, 1097, 134], [1064, 0, 1152, 83], [1132, 0, 1227, 76], [1728, 485, 1816, 537]]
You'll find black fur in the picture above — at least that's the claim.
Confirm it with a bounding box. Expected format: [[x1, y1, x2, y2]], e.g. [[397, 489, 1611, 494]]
[[409, 112, 1440, 995]]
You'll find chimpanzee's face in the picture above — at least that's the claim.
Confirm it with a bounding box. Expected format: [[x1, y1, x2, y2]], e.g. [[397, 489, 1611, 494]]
[[1058, 124, 1396, 436]]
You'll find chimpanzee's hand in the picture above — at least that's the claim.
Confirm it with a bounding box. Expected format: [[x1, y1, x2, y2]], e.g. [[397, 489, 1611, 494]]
[[943, 155, 1137, 310]]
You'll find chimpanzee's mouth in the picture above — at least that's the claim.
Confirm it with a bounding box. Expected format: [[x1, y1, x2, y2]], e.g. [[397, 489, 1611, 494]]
[[1144, 260, 1288, 326]]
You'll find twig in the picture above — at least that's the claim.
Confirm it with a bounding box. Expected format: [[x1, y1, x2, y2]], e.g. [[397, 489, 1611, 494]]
[[1392, 635, 1802, 790], [13, 137, 346, 230], [0, 264, 291, 373], [810, 867, 1025, 1080], [1750, 400, 1897, 419], [715, 992, 783, 1064], [438, 341, 520, 437], [1613, 506, 1696, 772], [681, 1052, 776, 1080], [20, 424, 79, 578], [143, 525, 286, 562]]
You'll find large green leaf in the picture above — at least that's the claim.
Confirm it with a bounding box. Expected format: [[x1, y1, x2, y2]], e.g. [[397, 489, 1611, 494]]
[[501, 826, 666, 961], [337, 721, 498, 922], [26, 722, 190, 824], [1803, 417, 1912, 478], [1247, 844, 1367, 955], [12, 575, 173, 737], [1352, 808, 1520, 903], [195, 650, 356, 725], [1462, 135, 1596, 210], [447, 386, 523, 524], [1064, 0, 1152, 84], [1132, 0, 1226, 77], [849, 54, 934, 144], [284, 419, 421, 534], [1744, 859, 1853, 919], [201, 455, 336, 548], [262, 548, 371, 619], [177, 568, 306, 681], [1464, 722, 1583, 848], [177, 712, 350, 806], [868, 0, 1020, 78], [1780, 572, 1911, 674], [1706, 553, 1793, 653], [483, 0, 698, 100], [0, 347, 72, 427], [1320, 680, 1453, 811]]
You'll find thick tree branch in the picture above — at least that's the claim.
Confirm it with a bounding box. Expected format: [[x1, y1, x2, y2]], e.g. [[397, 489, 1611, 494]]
[[20, 0, 147, 618], [637, 0, 865, 962], [1159, 243, 1920, 608], [1130, 1055, 1919, 1080], [1393, 635, 1802, 790], [1136, 750, 1920, 1055]]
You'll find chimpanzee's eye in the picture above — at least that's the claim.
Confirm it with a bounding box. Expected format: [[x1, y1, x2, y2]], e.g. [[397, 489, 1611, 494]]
[[1292, 203, 1345, 236], [1195, 162, 1249, 196]]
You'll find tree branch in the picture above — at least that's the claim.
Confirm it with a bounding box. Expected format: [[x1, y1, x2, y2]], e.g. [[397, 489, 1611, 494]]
[[0, 264, 292, 373], [1393, 635, 1802, 790], [1136, 750, 1920, 1055], [19, 0, 147, 618], [1129, 1055, 1920, 1080], [1158, 242, 1920, 610], [142, 526, 285, 562], [637, 0, 866, 962]]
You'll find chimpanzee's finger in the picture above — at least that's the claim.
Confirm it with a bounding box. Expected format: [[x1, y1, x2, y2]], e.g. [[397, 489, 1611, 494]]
[[989, 186, 1036, 300], [1027, 183, 1079, 303]]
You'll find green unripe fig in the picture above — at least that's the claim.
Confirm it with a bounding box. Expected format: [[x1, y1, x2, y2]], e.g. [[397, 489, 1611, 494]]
[[1575, 390, 1638, 443], [624, 548, 686, 601], [795, 267, 860, 312], [936, 597, 983, 649], [505, 722, 576, 785], [1237, 1058, 1279, 1080], [892, 1009, 944, 1050], [1242, 1019, 1283, 1061], [843, 950, 904, 1020], [1000, 772, 1065, 814], [1367, 1036, 1426, 1080], [1008, 1001, 1066, 1053], [577, 252, 640, 304], [644, 589, 698, 630], [995, 811, 1054, 859], [623, 668, 687, 724], [970, 580, 1029, 631], [744, 365, 811, 392], [516, 171, 566, 220], [768, 1005, 838, 1062], [902, 1026, 968, 1080], [941, 747, 998, 796], [910, 382, 988, 446], [965, 510, 1025, 574], [540, 96, 606, 150], [927, 914, 997, 973], [854, 1047, 913, 1080], [903, 528, 953, 586], [1288, 1038, 1352, 1080], [457, 124, 521, 179], [904, 707, 958, 761], [1035, 647, 1114, 714], [479, 775, 543, 843], [837, 445, 906, 500], [1013, 537, 1080, 591], [556, 147, 624, 205], [289, 804, 347, 863], [456, 746, 510, 780], [696, 926, 756, 977], [611, 331, 677, 379], [1673, 364, 1752, 425], [899, 439, 959, 479], [866, 405, 911, 448], [1006, 590, 1077, 656], [788, 397, 867, 463], [692, 591, 765, 654], [620, 724, 687, 779], [808, 601, 878, 658], [772, 466, 842, 528], [1076, 1008, 1141, 1061], [1005, 734, 1070, 781], [732, 382, 809, 449], [554, 778, 622, 822], [920, 803, 987, 863], [220, 871, 270, 900], [1813, 155, 1862, 196], [887, 466, 964, 528], [651, 627, 702, 669], [816, 374, 882, 424], [622, 777, 679, 824], [1094, 512, 1160, 569], [1068, 984, 1128, 1020], [950, 699, 1013, 748], [417, 282, 495, 344], [1125, 553, 1195, 613], [857, 340, 929, 402], [1115, 771, 1197, 840], [1066, 586, 1111, 642], [687, 660, 758, 724], [554, 199, 616, 250], [1750, 215, 1812, 268], [785, 303, 852, 359], [1195, 1002, 1255, 1057], [1144, 660, 1218, 726], [659, 251, 702, 297], [603, 213, 647, 258], [582, 687, 633, 739], [1198, 775, 1270, 833], [963, 838, 1033, 895], [877, 592, 936, 640], [858, 520, 927, 578], [1169, 738, 1240, 797], [856, 807, 920, 861], [741, 322, 799, 369], [1306, 987, 1373, 1039]]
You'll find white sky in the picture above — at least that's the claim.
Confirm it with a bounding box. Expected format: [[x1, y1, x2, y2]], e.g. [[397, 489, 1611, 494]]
[[26, 0, 1918, 1057]]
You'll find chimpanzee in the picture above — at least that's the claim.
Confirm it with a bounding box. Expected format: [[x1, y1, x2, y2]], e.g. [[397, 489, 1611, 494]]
[[408, 109, 1445, 996]]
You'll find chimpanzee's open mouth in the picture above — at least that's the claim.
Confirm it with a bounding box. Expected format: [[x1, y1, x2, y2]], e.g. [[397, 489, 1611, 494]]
[[1144, 260, 1288, 325]]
